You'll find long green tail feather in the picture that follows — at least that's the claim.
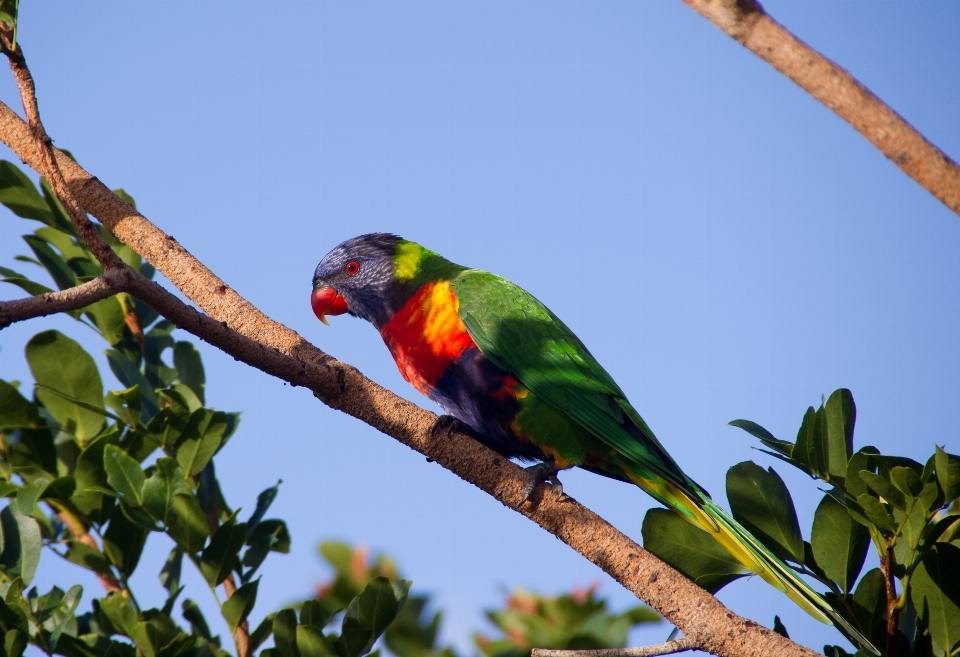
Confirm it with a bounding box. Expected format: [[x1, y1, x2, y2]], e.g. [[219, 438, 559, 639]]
[[696, 495, 879, 656]]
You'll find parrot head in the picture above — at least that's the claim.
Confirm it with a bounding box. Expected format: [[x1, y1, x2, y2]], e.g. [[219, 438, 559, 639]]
[[312, 233, 408, 328]]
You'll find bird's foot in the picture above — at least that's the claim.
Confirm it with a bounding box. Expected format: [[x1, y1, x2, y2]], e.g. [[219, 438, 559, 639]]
[[521, 461, 564, 504]]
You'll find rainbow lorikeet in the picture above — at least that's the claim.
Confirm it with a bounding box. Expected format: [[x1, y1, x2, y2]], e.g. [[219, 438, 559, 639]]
[[311, 233, 874, 653]]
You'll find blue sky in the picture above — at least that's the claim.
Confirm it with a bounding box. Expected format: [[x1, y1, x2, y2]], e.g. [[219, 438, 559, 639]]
[[2, 1, 960, 654]]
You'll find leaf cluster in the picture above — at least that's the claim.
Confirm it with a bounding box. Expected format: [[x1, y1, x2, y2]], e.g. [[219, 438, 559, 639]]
[[643, 389, 960, 656], [309, 542, 660, 657], [0, 161, 427, 656]]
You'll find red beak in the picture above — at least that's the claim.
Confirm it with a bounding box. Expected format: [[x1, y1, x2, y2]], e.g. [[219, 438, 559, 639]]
[[311, 285, 349, 325]]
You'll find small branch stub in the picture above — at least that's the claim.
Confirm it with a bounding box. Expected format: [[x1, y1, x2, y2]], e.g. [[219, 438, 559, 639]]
[[533, 638, 699, 657]]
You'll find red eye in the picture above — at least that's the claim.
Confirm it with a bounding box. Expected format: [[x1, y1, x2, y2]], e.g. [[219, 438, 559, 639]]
[[344, 260, 360, 275]]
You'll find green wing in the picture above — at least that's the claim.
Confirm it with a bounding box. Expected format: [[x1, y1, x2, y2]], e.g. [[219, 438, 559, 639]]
[[452, 269, 698, 495]]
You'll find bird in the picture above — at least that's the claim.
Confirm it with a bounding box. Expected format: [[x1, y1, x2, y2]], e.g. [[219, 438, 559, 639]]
[[311, 233, 876, 654]]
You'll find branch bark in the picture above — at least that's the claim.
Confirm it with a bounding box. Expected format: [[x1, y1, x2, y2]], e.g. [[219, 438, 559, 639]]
[[0, 98, 818, 657], [533, 638, 698, 657], [679, 0, 960, 218], [0, 274, 121, 328]]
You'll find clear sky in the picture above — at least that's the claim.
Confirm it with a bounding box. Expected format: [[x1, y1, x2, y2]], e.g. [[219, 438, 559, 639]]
[[2, 2, 960, 654]]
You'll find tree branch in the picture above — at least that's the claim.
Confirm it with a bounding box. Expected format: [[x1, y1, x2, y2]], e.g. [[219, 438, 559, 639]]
[[533, 638, 698, 657], [680, 0, 960, 218], [50, 503, 124, 595], [0, 273, 122, 328], [0, 98, 818, 657]]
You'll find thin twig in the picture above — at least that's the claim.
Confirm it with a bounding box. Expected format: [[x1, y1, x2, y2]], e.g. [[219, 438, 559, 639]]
[[533, 638, 699, 657], [0, 273, 123, 328], [680, 0, 960, 217]]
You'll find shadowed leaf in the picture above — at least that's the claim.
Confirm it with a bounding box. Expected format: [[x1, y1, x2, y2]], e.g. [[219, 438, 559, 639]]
[[641, 508, 748, 593]]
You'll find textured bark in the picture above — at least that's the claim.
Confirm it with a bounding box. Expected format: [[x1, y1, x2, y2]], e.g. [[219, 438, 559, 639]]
[[0, 99, 817, 657], [0, 273, 121, 328], [533, 638, 698, 657], [680, 0, 960, 217]]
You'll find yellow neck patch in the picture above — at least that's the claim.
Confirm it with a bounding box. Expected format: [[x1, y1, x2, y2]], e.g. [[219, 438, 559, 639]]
[[393, 241, 423, 282]]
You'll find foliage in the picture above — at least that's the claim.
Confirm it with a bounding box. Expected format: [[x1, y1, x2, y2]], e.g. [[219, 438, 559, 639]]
[[0, 163, 409, 656], [310, 542, 661, 657], [643, 388, 960, 656]]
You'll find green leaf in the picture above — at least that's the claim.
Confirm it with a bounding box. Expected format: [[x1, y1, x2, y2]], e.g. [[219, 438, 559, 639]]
[[845, 448, 879, 502], [106, 350, 159, 422], [3, 628, 27, 657], [0, 265, 54, 297], [793, 406, 826, 477], [99, 592, 139, 636], [728, 420, 794, 459], [40, 476, 76, 503], [0, 161, 54, 225], [26, 330, 104, 442], [824, 389, 855, 483], [63, 540, 113, 576], [0, 380, 40, 428], [167, 493, 209, 554], [103, 445, 145, 506], [181, 598, 213, 640], [860, 471, 905, 511], [84, 296, 127, 347], [246, 480, 282, 538], [102, 504, 149, 577], [173, 342, 205, 405], [811, 495, 870, 593], [15, 478, 48, 516], [159, 546, 183, 598], [48, 584, 82, 650], [642, 508, 749, 593], [141, 457, 191, 527], [23, 234, 77, 290], [104, 386, 142, 427], [201, 512, 247, 586], [221, 578, 259, 633], [242, 524, 280, 583], [911, 543, 960, 654], [851, 569, 885, 651], [249, 518, 291, 554], [300, 600, 326, 629], [0, 505, 41, 585], [250, 612, 277, 651], [337, 577, 410, 657], [936, 446, 960, 500], [70, 433, 118, 524], [273, 608, 300, 657], [34, 383, 122, 422], [299, 625, 339, 657], [890, 466, 923, 498], [856, 494, 896, 533], [174, 410, 225, 477], [726, 461, 805, 563]]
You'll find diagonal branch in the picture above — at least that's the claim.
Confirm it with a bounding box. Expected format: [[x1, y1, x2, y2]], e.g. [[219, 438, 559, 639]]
[[680, 0, 960, 217], [0, 273, 122, 328], [0, 98, 817, 657]]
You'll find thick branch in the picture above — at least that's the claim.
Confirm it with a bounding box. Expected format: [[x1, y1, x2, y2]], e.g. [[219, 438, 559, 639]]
[[533, 638, 698, 657], [680, 0, 960, 217], [0, 100, 818, 657], [0, 274, 121, 328]]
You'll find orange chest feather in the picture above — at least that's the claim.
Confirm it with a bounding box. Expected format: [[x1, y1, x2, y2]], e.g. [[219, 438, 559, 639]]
[[380, 281, 475, 394]]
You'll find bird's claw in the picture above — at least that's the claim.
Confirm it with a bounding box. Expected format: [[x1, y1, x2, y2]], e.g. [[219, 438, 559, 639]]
[[521, 461, 564, 504]]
